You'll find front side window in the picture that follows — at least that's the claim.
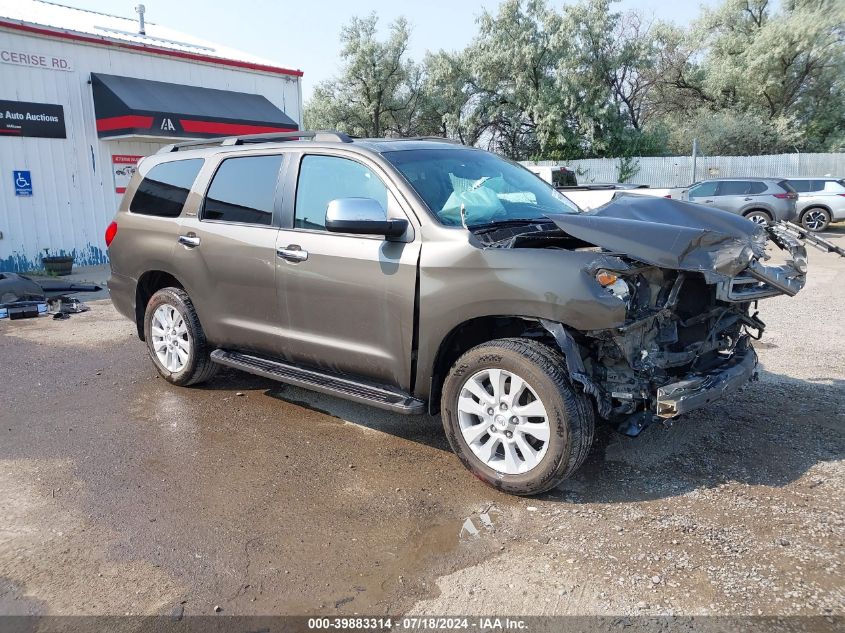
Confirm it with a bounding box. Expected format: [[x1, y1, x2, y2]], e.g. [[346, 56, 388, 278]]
[[202, 155, 283, 226], [131, 158, 203, 217], [295, 155, 388, 231], [383, 148, 579, 227], [688, 181, 718, 198]]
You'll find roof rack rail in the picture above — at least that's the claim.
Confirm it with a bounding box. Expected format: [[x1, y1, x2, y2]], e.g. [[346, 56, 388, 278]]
[[400, 136, 464, 145], [158, 130, 353, 153]]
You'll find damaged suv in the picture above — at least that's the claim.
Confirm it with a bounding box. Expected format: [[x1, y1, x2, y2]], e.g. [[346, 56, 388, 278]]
[[107, 131, 814, 495]]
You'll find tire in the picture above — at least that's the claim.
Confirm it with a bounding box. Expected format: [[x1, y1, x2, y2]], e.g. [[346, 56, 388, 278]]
[[441, 338, 595, 496], [743, 210, 772, 226], [800, 207, 831, 232], [143, 287, 218, 386]]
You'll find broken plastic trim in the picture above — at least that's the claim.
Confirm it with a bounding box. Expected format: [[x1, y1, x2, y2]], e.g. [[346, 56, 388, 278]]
[[745, 260, 805, 297], [655, 344, 758, 419], [539, 319, 612, 418]]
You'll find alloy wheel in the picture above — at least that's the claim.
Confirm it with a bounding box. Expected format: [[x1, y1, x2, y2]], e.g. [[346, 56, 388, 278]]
[[802, 209, 828, 231], [456, 368, 550, 475], [150, 304, 190, 373]]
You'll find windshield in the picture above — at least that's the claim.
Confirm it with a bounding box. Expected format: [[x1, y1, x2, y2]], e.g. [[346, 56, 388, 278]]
[[383, 148, 579, 227]]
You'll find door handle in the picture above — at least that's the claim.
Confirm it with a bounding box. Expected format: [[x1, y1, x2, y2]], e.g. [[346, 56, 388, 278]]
[[178, 234, 200, 248], [277, 245, 308, 262], [744, 197, 753, 201]]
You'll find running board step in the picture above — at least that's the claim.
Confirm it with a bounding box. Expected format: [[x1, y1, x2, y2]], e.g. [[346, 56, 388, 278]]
[[210, 349, 426, 415]]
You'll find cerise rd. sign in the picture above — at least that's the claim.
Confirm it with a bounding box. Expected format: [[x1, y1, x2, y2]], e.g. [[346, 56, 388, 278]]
[[0, 49, 73, 72]]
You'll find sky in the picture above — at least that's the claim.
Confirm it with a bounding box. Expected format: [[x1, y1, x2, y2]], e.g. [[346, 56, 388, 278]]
[[68, 0, 718, 100]]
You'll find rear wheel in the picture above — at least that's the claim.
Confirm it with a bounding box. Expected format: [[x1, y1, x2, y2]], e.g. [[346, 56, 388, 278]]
[[144, 287, 218, 386], [441, 338, 594, 496], [800, 207, 831, 232], [743, 210, 772, 226]]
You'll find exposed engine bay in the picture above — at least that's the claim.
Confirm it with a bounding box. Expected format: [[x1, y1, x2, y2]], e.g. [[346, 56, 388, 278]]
[[469, 195, 834, 435]]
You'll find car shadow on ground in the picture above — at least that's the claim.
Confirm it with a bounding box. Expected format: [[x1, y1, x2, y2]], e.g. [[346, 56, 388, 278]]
[[554, 371, 845, 505], [819, 224, 845, 239], [198, 366, 843, 504]]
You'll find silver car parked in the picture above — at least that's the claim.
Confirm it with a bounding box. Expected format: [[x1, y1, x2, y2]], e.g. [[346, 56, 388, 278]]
[[785, 178, 845, 232], [684, 178, 798, 225]]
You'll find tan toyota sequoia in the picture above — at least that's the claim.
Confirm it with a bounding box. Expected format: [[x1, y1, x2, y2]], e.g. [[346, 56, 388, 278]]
[[106, 130, 814, 496]]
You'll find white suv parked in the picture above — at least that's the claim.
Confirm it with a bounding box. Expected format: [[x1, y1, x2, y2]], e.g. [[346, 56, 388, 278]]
[[785, 178, 845, 232]]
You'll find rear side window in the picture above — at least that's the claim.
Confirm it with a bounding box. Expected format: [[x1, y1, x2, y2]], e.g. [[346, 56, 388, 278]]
[[202, 155, 283, 226], [748, 181, 767, 194], [130, 159, 203, 217], [717, 181, 753, 196]]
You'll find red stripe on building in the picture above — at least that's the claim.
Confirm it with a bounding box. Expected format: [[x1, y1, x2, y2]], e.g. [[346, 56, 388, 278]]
[[0, 20, 304, 78], [179, 120, 298, 135], [96, 115, 154, 132]]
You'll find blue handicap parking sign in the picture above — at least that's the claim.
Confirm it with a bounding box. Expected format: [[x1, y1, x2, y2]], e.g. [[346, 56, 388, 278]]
[[14, 170, 32, 196]]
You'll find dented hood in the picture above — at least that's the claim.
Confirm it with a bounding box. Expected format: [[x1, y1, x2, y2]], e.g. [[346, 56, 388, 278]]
[[548, 195, 766, 277]]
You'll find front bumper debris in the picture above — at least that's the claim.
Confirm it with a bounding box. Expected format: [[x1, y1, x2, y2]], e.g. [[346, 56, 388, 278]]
[[655, 345, 758, 418], [716, 225, 808, 301]]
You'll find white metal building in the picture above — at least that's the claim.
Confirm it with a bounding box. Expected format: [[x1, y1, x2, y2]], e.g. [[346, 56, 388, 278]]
[[0, 0, 302, 271]]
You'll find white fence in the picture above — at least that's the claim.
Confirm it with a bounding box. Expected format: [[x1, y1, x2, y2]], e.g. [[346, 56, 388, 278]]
[[523, 153, 845, 188]]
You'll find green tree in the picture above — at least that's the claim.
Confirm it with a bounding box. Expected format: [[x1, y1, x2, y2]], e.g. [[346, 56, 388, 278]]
[[304, 0, 845, 158], [303, 14, 421, 137], [541, 0, 664, 159], [646, 0, 845, 153], [463, 0, 566, 159]]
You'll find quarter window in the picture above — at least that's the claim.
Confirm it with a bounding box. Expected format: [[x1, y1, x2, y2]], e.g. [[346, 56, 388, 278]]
[[203, 155, 283, 226], [131, 159, 203, 217], [295, 155, 388, 231]]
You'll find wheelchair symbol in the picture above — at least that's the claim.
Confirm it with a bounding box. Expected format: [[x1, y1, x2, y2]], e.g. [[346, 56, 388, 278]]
[[14, 171, 32, 196]]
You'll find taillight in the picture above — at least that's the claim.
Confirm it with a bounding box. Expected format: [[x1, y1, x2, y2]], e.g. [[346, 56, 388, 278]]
[[663, 194, 672, 198], [105, 221, 118, 247], [839, 194, 845, 197], [773, 193, 797, 199]]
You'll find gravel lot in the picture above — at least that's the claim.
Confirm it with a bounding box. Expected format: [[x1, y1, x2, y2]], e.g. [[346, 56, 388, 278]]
[[1, 228, 843, 620]]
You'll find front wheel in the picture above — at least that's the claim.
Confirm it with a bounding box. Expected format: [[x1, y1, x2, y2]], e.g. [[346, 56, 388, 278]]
[[440, 338, 595, 496]]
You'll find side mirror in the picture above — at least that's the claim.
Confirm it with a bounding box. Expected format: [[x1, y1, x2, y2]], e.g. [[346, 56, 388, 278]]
[[325, 198, 408, 239]]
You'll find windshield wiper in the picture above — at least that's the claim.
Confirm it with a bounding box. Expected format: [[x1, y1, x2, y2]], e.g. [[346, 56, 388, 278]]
[[469, 217, 552, 233]]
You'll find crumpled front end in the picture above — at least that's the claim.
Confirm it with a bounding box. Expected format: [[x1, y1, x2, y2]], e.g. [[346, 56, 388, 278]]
[[542, 197, 811, 434]]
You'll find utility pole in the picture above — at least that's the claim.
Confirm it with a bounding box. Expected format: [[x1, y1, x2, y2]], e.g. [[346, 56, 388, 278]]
[[691, 137, 699, 183]]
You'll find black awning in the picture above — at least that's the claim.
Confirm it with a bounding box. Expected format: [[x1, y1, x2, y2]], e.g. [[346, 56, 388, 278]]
[[91, 73, 298, 139]]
